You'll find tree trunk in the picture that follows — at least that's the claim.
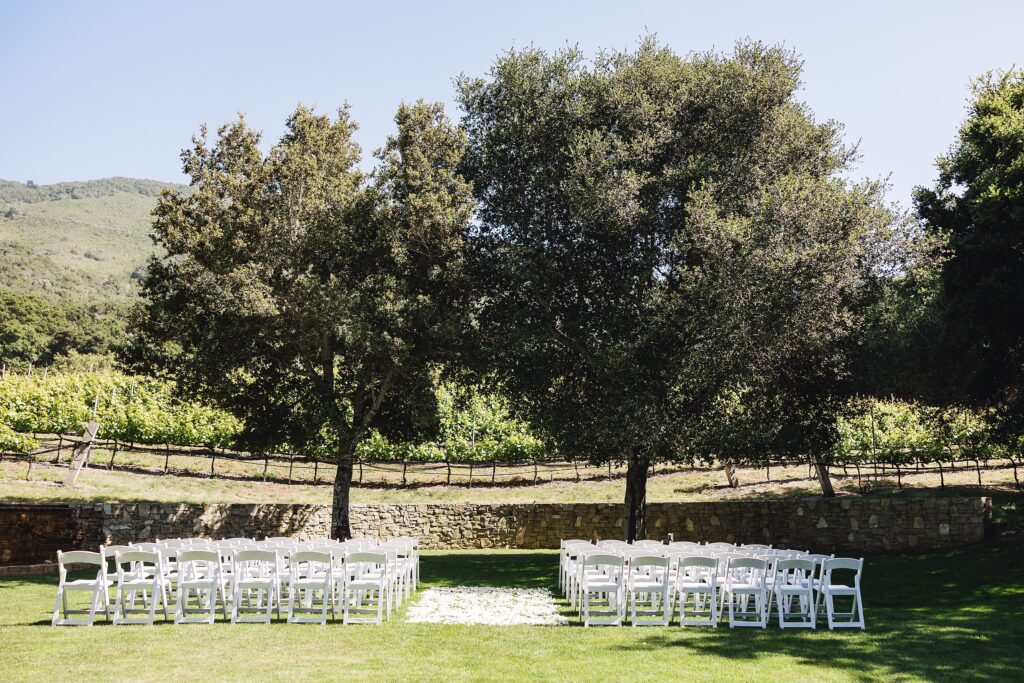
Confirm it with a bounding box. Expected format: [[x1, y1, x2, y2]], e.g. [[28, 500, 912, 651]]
[[624, 450, 650, 542], [813, 455, 836, 497], [723, 461, 740, 488], [331, 440, 357, 540]]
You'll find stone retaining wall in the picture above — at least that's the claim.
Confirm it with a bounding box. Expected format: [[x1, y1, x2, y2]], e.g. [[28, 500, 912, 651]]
[[0, 497, 990, 565]]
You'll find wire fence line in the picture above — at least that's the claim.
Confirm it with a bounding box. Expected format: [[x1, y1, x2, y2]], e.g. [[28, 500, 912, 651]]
[[2, 432, 1019, 491]]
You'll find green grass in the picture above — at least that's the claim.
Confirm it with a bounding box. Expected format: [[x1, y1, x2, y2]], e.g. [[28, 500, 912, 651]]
[[2, 544, 1022, 681]]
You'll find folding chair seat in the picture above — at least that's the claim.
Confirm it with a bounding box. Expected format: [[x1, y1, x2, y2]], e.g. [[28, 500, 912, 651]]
[[343, 551, 389, 624], [51, 550, 111, 626], [287, 551, 335, 624], [580, 553, 624, 626], [820, 558, 865, 629], [175, 549, 228, 623], [112, 550, 168, 625], [722, 557, 769, 628], [676, 556, 719, 626], [772, 558, 817, 628], [626, 555, 671, 626], [232, 550, 279, 623]]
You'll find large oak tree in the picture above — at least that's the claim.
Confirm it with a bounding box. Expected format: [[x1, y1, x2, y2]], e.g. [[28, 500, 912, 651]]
[[459, 39, 913, 539]]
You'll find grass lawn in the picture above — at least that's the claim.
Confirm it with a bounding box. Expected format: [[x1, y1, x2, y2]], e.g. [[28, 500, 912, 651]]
[[3, 544, 1022, 682]]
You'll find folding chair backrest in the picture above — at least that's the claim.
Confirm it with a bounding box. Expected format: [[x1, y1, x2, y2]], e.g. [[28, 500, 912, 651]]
[[234, 549, 277, 568], [776, 558, 816, 574], [115, 550, 160, 580], [59, 550, 102, 567], [825, 557, 862, 572], [824, 557, 864, 585], [629, 554, 668, 568], [679, 556, 718, 570], [100, 545, 132, 570], [178, 549, 219, 563], [290, 550, 332, 578], [728, 557, 767, 571], [582, 553, 624, 568], [347, 551, 387, 566]]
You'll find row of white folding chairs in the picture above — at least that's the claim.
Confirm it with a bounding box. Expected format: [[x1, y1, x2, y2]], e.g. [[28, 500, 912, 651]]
[[560, 539, 864, 629], [51, 536, 419, 626]]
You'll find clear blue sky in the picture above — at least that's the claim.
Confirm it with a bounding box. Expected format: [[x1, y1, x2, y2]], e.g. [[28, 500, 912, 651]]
[[1, 0, 1021, 208]]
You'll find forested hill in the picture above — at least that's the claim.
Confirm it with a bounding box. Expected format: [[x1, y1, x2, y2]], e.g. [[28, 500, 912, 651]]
[[0, 177, 184, 302], [0, 178, 185, 369]]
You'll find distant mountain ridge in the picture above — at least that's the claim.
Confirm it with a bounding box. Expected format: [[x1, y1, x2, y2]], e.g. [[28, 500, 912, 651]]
[[0, 177, 185, 303], [0, 177, 185, 204]]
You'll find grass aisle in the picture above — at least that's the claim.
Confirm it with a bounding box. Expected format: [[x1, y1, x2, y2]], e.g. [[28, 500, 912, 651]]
[[2, 545, 1022, 681]]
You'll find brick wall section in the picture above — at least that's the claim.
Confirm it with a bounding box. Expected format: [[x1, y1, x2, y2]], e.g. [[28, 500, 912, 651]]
[[0, 497, 990, 565]]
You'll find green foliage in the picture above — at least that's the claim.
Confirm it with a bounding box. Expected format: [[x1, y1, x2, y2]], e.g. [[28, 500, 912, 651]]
[[352, 383, 547, 462], [834, 399, 995, 465], [913, 68, 1024, 441], [0, 422, 36, 453], [0, 371, 241, 448], [0, 289, 129, 368]]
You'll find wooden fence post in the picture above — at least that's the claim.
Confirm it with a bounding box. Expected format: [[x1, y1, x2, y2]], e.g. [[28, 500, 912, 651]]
[[64, 422, 100, 488]]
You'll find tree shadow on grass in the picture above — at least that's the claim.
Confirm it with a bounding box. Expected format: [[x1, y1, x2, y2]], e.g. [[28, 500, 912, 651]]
[[609, 541, 1024, 682]]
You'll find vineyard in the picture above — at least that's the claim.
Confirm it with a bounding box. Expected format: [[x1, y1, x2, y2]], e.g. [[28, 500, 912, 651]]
[[0, 369, 1021, 490]]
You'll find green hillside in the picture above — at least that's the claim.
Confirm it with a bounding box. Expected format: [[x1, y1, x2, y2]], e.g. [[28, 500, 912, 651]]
[[0, 177, 183, 302], [0, 178, 185, 368]]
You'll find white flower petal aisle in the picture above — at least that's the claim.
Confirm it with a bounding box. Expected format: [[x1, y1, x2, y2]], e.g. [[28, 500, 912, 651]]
[[405, 586, 568, 625]]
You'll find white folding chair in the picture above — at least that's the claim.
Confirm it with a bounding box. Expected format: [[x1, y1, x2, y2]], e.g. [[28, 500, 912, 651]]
[[231, 549, 279, 623], [626, 554, 671, 626], [580, 553, 625, 627], [676, 556, 719, 627], [51, 550, 111, 626], [820, 558, 865, 629], [175, 549, 228, 623], [722, 557, 768, 628], [287, 550, 335, 624], [343, 551, 389, 625], [112, 550, 168, 625], [772, 558, 817, 629]]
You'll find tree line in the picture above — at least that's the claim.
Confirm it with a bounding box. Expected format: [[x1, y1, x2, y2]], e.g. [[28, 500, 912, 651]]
[[52, 39, 1024, 540]]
